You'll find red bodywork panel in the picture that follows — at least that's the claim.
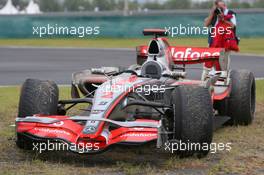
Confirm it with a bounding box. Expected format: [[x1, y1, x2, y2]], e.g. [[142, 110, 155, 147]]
[[137, 46, 224, 64], [212, 85, 231, 101]]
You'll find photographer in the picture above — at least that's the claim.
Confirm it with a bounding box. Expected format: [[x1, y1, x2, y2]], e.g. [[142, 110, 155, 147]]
[[202, 0, 238, 81]]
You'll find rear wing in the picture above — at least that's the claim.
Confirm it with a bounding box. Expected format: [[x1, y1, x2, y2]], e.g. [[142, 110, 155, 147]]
[[136, 46, 224, 65], [143, 29, 168, 37]]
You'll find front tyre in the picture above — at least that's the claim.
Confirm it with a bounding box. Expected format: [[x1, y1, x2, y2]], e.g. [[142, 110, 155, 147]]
[[16, 79, 59, 149], [166, 86, 213, 157]]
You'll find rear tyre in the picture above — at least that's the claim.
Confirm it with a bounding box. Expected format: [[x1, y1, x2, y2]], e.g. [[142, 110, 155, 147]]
[[227, 70, 256, 125], [16, 79, 59, 149], [165, 86, 213, 157]]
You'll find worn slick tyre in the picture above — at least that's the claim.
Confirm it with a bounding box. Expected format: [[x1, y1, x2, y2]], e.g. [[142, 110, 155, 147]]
[[227, 70, 256, 125], [16, 79, 59, 150], [167, 86, 213, 157]]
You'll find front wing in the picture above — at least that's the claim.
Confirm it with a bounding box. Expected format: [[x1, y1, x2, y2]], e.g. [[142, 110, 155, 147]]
[[16, 115, 159, 153]]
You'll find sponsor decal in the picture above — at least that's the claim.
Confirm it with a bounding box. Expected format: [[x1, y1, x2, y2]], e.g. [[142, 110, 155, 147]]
[[139, 46, 221, 61], [133, 127, 145, 131], [90, 110, 105, 114], [121, 133, 157, 137], [115, 75, 138, 85], [170, 47, 220, 61], [53, 121, 64, 126], [34, 128, 70, 136], [98, 101, 108, 105], [101, 91, 113, 98], [83, 126, 96, 133]]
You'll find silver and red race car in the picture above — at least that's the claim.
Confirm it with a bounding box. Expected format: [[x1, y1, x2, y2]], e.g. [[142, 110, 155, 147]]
[[15, 29, 255, 157]]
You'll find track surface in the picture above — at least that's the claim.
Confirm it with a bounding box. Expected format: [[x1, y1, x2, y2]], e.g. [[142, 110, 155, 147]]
[[0, 47, 263, 85]]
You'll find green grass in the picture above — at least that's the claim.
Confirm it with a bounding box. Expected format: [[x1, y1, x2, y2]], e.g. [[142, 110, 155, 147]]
[[0, 38, 263, 54], [256, 80, 264, 102], [0, 81, 264, 175]]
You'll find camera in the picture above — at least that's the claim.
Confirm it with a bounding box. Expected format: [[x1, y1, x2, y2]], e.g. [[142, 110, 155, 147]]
[[214, 7, 223, 15]]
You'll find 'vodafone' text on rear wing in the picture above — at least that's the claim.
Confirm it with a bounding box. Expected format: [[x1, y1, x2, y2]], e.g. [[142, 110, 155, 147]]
[[136, 46, 224, 65]]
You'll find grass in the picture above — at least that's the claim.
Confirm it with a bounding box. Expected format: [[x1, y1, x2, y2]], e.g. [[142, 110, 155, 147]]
[[0, 37, 264, 55], [0, 81, 263, 175]]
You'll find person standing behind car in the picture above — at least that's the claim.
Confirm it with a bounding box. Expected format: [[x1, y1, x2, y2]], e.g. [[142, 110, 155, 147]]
[[202, 0, 238, 81]]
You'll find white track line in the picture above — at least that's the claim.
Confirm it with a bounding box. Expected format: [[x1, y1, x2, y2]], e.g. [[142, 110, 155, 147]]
[[0, 84, 71, 88], [256, 77, 264, 80], [0, 85, 17, 88], [0, 46, 134, 51], [231, 53, 264, 57]]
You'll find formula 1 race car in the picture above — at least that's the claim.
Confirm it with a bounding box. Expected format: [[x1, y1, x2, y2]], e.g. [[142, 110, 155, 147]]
[[15, 29, 256, 157]]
